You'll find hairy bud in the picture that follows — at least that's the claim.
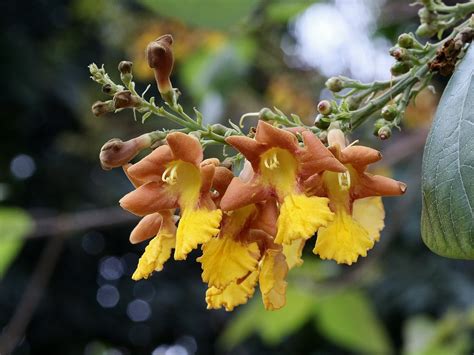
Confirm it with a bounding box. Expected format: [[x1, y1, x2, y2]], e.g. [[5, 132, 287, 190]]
[[378, 126, 392, 140], [317, 100, 332, 115], [416, 23, 438, 38], [118, 61, 133, 74], [258, 107, 277, 121], [325, 77, 344, 92], [390, 62, 410, 76], [373, 118, 387, 136], [381, 105, 398, 121], [146, 34, 174, 101], [99, 134, 152, 170], [390, 47, 408, 61], [397, 34, 414, 48], [92, 100, 115, 116], [314, 114, 330, 129], [113, 91, 141, 109]]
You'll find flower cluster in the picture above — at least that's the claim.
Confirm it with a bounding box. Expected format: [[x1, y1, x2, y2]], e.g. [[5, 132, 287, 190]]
[[119, 122, 406, 311]]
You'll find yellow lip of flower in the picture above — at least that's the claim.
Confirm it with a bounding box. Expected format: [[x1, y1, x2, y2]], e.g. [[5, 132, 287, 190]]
[[120, 132, 222, 265], [221, 121, 346, 246], [313, 128, 407, 265]]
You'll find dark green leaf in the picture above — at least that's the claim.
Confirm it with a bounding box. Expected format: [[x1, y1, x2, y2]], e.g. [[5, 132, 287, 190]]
[[313, 289, 393, 354], [138, 0, 259, 30], [421, 45, 474, 259], [0, 208, 33, 277]]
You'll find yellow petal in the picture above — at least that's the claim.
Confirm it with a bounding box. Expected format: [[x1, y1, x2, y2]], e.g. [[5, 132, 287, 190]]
[[198, 235, 260, 288], [352, 197, 385, 242], [313, 210, 374, 265], [174, 208, 222, 260], [275, 194, 334, 244], [205, 271, 259, 311], [132, 232, 175, 280], [282, 239, 305, 269], [259, 250, 288, 311]]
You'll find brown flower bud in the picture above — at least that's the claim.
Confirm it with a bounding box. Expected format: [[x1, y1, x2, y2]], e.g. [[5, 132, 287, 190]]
[[118, 61, 133, 74], [317, 100, 332, 115], [91, 100, 115, 116], [113, 91, 141, 109], [99, 134, 152, 170], [146, 34, 174, 96]]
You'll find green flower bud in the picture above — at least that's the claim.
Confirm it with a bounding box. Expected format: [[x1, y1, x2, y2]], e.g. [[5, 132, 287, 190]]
[[373, 118, 387, 136], [397, 34, 414, 48], [389, 47, 408, 61], [346, 95, 362, 110], [258, 107, 277, 121], [381, 105, 398, 121], [416, 23, 437, 38], [325, 77, 344, 92], [317, 100, 332, 115], [378, 126, 392, 140], [314, 114, 330, 129], [390, 62, 410, 76]]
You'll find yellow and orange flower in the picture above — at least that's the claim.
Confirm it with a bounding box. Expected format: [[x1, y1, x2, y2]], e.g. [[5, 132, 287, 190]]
[[311, 128, 407, 265], [120, 132, 223, 279]]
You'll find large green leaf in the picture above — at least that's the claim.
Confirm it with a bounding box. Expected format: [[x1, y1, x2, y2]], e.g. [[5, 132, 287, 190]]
[[421, 45, 474, 259], [0, 208, 33, 277], [138, 0, 259, 30], [313, 289, 393, 354]]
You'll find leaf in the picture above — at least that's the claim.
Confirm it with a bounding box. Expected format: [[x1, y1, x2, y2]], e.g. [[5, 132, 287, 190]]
[[219, 287, 316, 349], [313, 289, 393, 354], [421, 45, 474, 259], [266, 0, 316, 23], [138, 0, 259, 30], [0, 208, 34, 277]]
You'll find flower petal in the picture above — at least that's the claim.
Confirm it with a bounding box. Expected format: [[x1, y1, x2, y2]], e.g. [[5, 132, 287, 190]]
[[353, 173, 407, 199], [174, 208, 222, 260], [259, 250, 288, 310], [341, 146, 382, 169], [123, 164, 147, 188], [166, 132, 203, 166], [132, 231, 176, 280], [275, 194, 333, 244], [120, 182, 178, 216], [212, 167, 234, 197], [130, 213, 163, 244], [283, 239, 305, 269], [313, 210, 374, 265], [205, 271, 259, 311], [225, 136, 267, 171], [199, 163, 215, 194], [352, 197, 385, 242], [199, 235, 260, 289], [127, 145, 173, 182], [255, 121, 299, 154], [299, 131, 346, 178], [220, 177, 270, 211]]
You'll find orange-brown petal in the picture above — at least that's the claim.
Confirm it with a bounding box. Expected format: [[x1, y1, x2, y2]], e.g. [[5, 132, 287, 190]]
[[303, 173, 326, 197], [341, 146, 382, 170], [255, 121, 299, 154], [225, 136, 267, 171], [299, 131, 346, 178], [127, 145, 173, 182], [166, 132, 203, 166], [200, 163, 216, 194], [212, 167, 234, 197], [123, 164, 147, 188], [120, 182, 178, 216], [220, 177, 270, 211], [130, 213, 163, 244], [353, 173, 407, 199], [252, 199, 279, 236]]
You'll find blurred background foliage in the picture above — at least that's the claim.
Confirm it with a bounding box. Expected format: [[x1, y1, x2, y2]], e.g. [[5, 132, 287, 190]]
[[0, 0, 473, 354]]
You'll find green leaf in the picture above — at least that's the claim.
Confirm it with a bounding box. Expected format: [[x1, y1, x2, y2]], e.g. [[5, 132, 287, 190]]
[[313, 289, 393, 354], [0, 208, 34, 277], [219, 287, 316, 349], [266, 0, 315, 23], [421, 45, 474, 259], [138, 0, 259, 30]]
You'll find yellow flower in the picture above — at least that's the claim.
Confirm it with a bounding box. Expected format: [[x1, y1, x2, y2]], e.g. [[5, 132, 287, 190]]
[[221, 121, 346, 247], [312, 129, 407, 265], [120, 132, 223, 280]]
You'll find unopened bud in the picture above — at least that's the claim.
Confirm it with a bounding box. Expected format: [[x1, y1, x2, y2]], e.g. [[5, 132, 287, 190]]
[[346, 95, 363, 110], [327, 127, 346, 148], [381, 105, 398, 121], [325, 77, 344, 92], [314, 114, 330, 129], [317, 100, 332, 115], [118, 61, 133, 74], [102, 84, 113, 95], [147, 34, 174, 101], [99, 134, 152, 170], [113, 91, 141, 109], [92, 100, 115, 116], [378, 126, 392, 140], [398, 34, 414, 48], [259, 107, 277, 121], [416, 23, 437, 38], [389, 47, 408, 61], [390, 62, 410, 76], [373, 118, 387, 136]]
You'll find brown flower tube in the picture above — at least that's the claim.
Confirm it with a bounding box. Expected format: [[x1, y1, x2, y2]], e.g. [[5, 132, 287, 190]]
[[99, 134, 152, 170], [146, 34, 175, 103]]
